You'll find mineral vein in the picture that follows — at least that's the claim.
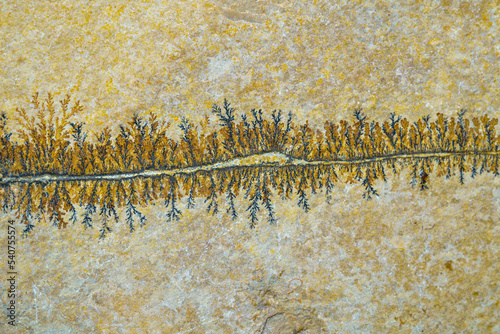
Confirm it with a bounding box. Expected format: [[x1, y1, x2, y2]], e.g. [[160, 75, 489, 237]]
[[1, 151, 498, 185]]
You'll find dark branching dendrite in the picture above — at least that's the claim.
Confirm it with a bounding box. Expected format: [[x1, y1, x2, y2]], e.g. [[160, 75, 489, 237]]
[[99, 204, 113, 239], [2, 96, 500, 236], [70, 122, 89, 175], [131, 114, 148, 170], [353, 108, 367, 153], [99, 182, 119, 239], [2, 153, 498, 237], [179, 117, 197, 166], [226, 173, 238, 221], [382, 112, 401, 151], [212, 99, 237, 157], [205, 174, 219, 216], [165, 176, 181, 222], [124, 180, 146, 232], [246, 173, 262, 229], [82, 182, 98, 229], [185, 175, 199, 210], [324, 167, 336, 204], [262, 173, 277, 225], [297, 175, 310, 213], [48, 183, 61, 228], [18, 184, 35, 237], [361, 168, 378, 200], [418, 159, 431, 190]]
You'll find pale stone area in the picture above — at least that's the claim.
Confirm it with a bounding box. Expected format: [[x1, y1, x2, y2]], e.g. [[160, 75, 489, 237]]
[[1, 0, 499, 129], [0, 0, 499, 333], [0, 173, 499, 333]]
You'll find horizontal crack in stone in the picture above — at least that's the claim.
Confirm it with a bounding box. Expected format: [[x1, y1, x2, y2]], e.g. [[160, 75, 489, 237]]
[[0, 151, 498, 185]]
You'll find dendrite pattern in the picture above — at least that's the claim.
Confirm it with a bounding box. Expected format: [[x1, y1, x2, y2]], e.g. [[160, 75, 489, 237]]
[[0, 93, 498, 238]]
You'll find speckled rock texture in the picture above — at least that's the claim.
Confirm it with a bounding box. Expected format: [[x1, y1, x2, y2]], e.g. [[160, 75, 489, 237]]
[[1, 1, 499, 333]]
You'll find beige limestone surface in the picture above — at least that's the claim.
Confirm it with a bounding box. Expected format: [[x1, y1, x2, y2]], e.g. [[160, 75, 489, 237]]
[[1, 0, 499, 127], [0, 0, 499, 333], [0, 174, 499, 333]]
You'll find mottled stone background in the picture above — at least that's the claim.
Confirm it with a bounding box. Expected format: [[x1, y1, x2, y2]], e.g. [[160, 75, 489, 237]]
[[1, 0, 499, 333], [2, 0, 499, 125]]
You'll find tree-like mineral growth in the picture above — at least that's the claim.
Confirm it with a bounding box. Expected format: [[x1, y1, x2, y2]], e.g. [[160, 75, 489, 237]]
[[0, 93, 498, 237]]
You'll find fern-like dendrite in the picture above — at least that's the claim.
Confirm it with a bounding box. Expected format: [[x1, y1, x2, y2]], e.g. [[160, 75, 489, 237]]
[[0, 93, 499, 237]]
